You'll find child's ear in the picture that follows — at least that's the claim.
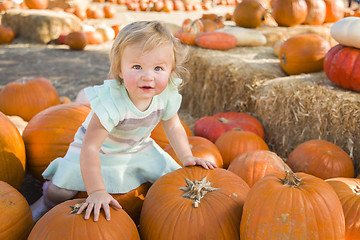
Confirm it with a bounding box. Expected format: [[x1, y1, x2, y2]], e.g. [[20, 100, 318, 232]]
[[119, 72, 123, 79]]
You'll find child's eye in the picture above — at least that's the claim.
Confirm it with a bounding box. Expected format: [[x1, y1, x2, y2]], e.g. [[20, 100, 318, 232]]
[[155, 66, 163, 71], [132, 65, 142, 70]]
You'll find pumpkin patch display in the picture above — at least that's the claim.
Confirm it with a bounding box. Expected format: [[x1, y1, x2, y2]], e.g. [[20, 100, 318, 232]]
[[0, 181, 34, 240], [194, 111, 265, 143], [279, 33, 330, 75], [326, 177, 360, 239], [139, 166, 250, 240], [240, 171, 346, 239], [232, 0, 266, 28], [0, 76, 61, 122], [28, 199, 140, 239], [330, 17, 360, 49], [195, 31, 238, 50], [323, 44, 360, 91], [215, 130, 269, 168], [164, 136, 224, 168], [0, 112, 26, 190], [272, 0, 308, 27], [287, 139, 355, 179], [22, 102, 91, 181]]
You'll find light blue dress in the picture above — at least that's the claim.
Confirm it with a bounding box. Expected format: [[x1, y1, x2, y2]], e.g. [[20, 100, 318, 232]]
[[42, 79, 183, 193]]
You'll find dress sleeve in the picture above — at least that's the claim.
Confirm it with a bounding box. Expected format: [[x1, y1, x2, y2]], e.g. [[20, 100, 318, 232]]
[[161, 78, 183, 121], [84, 80, 124, 132]]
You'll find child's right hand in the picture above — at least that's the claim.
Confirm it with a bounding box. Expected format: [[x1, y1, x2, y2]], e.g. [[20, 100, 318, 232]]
[[77, 190, 122, 221]]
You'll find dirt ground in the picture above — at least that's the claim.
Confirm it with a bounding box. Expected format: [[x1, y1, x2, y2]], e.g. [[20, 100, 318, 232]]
[[0, 3, 236, 205]]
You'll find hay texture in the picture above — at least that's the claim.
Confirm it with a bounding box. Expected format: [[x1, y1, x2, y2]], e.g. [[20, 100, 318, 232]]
[[181, 45, 286, 118], [1, 9, 82, 43], [247, 72, 360, 173]]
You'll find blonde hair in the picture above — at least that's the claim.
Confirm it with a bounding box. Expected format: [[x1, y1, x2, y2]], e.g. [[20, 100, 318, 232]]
[[109, 21, 189, 88]]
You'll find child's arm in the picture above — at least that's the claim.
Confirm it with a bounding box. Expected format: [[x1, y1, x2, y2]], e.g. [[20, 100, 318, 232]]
[[77, 113, 121, 221], [162, 113, 217, 169]]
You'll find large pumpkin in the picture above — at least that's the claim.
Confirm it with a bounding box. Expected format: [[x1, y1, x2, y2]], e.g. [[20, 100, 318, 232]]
[[150, 119, 192, 149], [74, 182, 151, 226], [215, 130, 269, 169], [22, 103, 91, 181], [279, 33, 330, 75], [326, 177, 360, 239], [0, 77, 61, 122], [24, 0, 48, 9], [0, 181, 33, 240], [240, 171, 345, 239], [164, 136, 224, 168], [287, 139, 354, 179], [323, 0, 344, 23], [28, 199, 140, 239], [232, 0, 266, 28], [323, 44, 360, 91], [228, 150, 291, 187], [139, 166, 250, 240], [303, 0, 326, 25], [272, 0, 308, 27], [0, 112, 26, 189], [194, 112, 265, 143]]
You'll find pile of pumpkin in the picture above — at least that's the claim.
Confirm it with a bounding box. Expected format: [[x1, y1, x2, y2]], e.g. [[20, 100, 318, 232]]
[[1, 75, 360, 239]]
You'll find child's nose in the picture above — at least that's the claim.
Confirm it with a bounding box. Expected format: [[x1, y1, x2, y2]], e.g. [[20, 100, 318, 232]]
[[141, 70, 155, 81]]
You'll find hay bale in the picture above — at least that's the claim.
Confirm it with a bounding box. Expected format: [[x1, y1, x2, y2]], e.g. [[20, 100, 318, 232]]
[[1, 9, 82, 43], [48, 0, 87, 9], [258, 24, 337, 47], [247, 71, 360, 173], [181, 45, 286, 118]]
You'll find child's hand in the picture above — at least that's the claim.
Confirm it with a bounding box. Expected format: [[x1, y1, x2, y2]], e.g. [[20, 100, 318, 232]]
[[181, 156, 217, 169], [77, 190, 122, 221]]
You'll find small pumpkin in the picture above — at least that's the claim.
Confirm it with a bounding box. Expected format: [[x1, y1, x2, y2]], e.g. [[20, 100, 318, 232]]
[[232, 0, 266, 28], [28, 199, 140, 239], [330, 17, 360, 49], [84, 31, 104, 45], [0, 24, 15, 44], [164, 136, 224, 168], [287, 139, 354, 179], [22, 103, 91, 181], [65, 31, 88, 50], [303, 0, 326, 25], [215, 130, 269, 169], [195, 31, 237, 50], [175, 18, 204, 46], [279, 33, 330, 75], [272, 0, 308, 27], [323, 44, 360, 91], [139, 166, 250, 240], [24, 0, 48, 9], [323, 0, 345, 23], [0, 76, 61, 121], [103, 4, 116, 18], [0, 181, 33, 240]]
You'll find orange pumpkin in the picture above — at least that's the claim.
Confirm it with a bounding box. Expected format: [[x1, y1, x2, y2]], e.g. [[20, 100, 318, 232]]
[[65, 31, 88, 50], [175, 18, 204, 45], [272, 0, 308, 27], [326, 177, 360, 239], [303, 0, 326, 25], [0, 77, 61, 122], [24, 0, 48, 9], [240, 171, 345, 239], [28, 199, 140, 239], [0, 24, 15, 44], [228, 150, 291, 187], [287, 139, 354, 179], [0, 112, 26, 190], [215, 130, 269, 169], [150, 119, 193, 149], [279, 33, 330, 75], [195, 31, 237, 50], [74, 182, 151, 225], [139, 166, 250, 239], [84, 31, 104, 45], [0, 0, 14, 11], [164, 136, 224, 168], [22, 103, 91, 181], [0, 181, 33, 240], [103, 4, 116, 18], [324, 0, 344, 23], [232, 0, 266, 28]]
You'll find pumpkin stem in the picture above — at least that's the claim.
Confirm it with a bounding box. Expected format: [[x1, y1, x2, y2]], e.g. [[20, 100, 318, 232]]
[[218, 117, 229, 124], [281, 170, 302, 188], [179, 177, 219, 208], [69, 203, 83, 214]]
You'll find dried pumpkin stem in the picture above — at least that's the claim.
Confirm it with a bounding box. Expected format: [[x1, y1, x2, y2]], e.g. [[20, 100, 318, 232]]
[[281, 170, 302, 188], [69, 203, 84, 214], [218, 117, 229, 124], [179, 177, 219, 208]]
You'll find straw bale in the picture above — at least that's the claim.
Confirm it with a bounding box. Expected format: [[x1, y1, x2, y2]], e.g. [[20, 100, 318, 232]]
[[247, 72, 360, 173], [1, 9, 82, 43], [181, 45, 286, 118], [48, 0, 87, 9], [258, 24, 337, 47]]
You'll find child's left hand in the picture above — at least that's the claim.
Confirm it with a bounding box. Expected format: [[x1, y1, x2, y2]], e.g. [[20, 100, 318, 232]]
[[181, 156, 217, 169]]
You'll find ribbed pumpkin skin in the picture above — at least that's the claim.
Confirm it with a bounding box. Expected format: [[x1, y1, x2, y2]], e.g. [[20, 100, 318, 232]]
[[240, 171, 346, 240], [287, 139, 354, 180], [0, 77, 61, 121], [164, 136, 224, 168], [28, 199, 140, 240], [324, 44, 360, 91], [272, 0, 308, 27], [0, 181, 33, 240], [22, 103, 91, 181], [228, 150, 291, 187], [324, 0, 344, 23], [326, 177, 360, 239], [139, 166, 250, 240], [0, 112, 26, 189], [303, 0, 326, 25]]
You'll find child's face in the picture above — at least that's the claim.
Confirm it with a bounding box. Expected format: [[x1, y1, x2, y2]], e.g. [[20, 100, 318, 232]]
[[119, 42, 174, 108]]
